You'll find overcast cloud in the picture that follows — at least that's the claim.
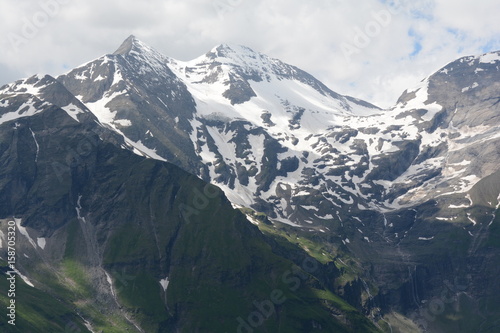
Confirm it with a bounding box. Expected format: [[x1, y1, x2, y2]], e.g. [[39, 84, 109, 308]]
[[1, 0, 499, 108]]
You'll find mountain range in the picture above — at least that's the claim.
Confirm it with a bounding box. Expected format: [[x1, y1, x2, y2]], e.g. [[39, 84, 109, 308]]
[[0, 35, 499, 332]]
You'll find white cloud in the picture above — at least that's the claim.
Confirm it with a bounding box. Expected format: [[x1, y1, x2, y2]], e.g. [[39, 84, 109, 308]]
[[0, 0, 499, 108]]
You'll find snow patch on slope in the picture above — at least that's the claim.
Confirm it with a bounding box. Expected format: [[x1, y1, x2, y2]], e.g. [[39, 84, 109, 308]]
[[37, 237, 46, 250], [15, 218, 37, 249], [61, 103, 85, 122], [479, 52, 500, 64], [0, 98, 41, 125]]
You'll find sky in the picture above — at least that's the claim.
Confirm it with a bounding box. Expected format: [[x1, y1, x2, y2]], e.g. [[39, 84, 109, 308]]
[[1, 0, 499, 108]]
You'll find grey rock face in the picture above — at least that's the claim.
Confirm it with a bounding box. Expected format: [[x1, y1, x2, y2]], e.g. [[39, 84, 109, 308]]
[[58, 36, 206, 175]]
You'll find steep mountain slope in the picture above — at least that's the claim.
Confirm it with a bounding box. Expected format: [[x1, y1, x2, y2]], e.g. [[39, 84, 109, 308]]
[[57, 36, 500, 226], [0, 74, 380, 331]]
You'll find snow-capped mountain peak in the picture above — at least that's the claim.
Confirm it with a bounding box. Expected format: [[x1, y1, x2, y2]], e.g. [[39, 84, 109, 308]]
[[113, 34, 141, 55], [111, 35, 174, 79], [0, 74, 93, 125], [205, 43, 266, 63], [4, 36, 499, 227]]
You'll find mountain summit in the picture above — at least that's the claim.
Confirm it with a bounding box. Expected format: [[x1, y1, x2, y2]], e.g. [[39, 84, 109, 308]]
[[113, 34, 139, 55]]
